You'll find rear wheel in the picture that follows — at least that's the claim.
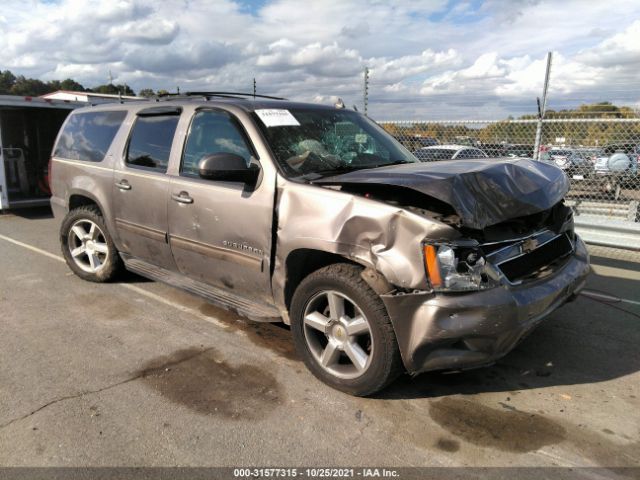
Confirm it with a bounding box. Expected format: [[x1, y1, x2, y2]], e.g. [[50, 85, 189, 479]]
[[290, 263, 403, 396], [60, 206, 122, 282]]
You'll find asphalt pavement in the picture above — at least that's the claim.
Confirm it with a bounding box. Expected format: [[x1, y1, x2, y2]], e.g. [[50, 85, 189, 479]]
[[0, 208, 638, 476]]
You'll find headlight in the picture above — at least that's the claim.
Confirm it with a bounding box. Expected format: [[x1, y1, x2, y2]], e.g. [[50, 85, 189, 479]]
[[423, 243, 498, 292]]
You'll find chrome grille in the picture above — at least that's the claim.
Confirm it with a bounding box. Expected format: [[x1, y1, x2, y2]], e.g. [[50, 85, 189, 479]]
[[483, 231, 574, 284]]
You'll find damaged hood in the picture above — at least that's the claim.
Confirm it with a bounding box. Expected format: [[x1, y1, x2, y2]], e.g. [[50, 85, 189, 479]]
[[314, 158, 569, 230]]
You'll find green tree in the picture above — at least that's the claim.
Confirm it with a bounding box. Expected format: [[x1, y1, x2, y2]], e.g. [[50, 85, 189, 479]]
[[138, 88, 156, 98], [91, 83, 135, 96], [10, 75, 50, 96], [60, 78, 86, 91], [0, 70, 17, 93], [46, 80, 62, 91]]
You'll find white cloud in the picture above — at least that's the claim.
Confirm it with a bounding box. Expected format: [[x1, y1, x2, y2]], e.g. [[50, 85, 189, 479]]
[[258, 41, 362, 77], [459, 53, 505, 79], [368, 49, 460, 84], [0, 0, 638, 119], [108, 18, 179, 45], [577, 20, 640, 67]]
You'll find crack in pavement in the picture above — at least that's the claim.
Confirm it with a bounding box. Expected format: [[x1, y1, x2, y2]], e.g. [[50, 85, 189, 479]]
[[0, 347, 213, 431]]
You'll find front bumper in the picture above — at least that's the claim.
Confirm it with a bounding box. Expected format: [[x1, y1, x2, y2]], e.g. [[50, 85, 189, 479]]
[[381, 237, 591, 374]]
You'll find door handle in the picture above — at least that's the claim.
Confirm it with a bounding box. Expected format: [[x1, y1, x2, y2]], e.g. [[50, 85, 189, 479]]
[[171, 191, 194, 204], [115, 180, 131, 191]]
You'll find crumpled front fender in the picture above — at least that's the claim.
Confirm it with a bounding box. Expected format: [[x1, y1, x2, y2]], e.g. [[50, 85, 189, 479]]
[[272, 180, 459, 313]]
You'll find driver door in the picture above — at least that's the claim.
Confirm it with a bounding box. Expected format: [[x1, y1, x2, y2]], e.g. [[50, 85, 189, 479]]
[[167, 109, 274, 304]]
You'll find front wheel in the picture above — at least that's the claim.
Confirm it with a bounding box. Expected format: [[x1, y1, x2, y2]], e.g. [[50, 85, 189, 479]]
[[60, 205, 122, 282], [290, 264, 403, 396]]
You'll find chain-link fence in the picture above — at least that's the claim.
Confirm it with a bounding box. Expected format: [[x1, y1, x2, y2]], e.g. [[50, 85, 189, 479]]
[[381, 117, 640, 257]]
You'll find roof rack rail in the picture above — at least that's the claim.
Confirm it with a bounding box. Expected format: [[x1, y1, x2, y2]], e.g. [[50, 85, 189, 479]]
[[157, 91, 286, 101]]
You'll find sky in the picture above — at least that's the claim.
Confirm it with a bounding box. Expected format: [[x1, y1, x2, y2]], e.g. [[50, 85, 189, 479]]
[[0, 0, 639, 119]]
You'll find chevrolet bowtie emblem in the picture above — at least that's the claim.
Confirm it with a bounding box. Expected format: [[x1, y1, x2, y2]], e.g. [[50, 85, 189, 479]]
[[522, 238, 539, 253]]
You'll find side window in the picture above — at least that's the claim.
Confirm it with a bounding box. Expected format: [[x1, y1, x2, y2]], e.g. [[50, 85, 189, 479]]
[[181, 110, 253, 177], [54, 110, 127, 162], [126, 115, 180, 172]]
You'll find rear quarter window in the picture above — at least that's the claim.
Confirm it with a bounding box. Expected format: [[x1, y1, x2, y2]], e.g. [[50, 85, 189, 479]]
[[54, 110, 127, 162]]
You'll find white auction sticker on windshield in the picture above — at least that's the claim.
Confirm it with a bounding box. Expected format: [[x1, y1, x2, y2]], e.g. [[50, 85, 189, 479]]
[[255, 109, 300, 127]]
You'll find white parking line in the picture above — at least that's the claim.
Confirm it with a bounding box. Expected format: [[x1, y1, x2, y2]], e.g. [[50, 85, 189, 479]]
[[580, 289, 640, 307], [0, 233, 65, 263], [0, 233, 231, 330]]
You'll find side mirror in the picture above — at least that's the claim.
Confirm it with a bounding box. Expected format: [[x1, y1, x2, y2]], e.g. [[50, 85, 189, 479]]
[[198, 153, 259, 184]]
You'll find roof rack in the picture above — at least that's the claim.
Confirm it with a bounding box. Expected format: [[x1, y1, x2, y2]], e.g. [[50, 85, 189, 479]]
[[157, 91, 286, 101]]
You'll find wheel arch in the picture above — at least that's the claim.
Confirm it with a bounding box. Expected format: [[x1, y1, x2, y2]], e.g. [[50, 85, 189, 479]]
[[65, 188, 120, 248], [283, 249, 360, 315], [282, 248, 394, 320], [68, 192, 103, 215]]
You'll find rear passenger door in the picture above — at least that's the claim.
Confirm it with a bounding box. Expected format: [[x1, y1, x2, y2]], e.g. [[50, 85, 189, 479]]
[[112, 107, 181, 270]]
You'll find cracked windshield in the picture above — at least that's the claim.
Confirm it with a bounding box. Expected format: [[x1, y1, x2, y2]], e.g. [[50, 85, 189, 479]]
[[255, 108, 417, 179]]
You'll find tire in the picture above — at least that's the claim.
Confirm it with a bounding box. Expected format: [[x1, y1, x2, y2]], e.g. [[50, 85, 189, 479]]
[[60, 205, 122, 282], [290, 263, 404, 396]]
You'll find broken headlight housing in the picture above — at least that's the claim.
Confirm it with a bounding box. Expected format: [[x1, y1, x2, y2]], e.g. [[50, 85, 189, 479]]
[[422, 242, 498, 292]]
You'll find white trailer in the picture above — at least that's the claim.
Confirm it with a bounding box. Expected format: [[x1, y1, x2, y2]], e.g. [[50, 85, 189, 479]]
[[0, 95, 81, 210]]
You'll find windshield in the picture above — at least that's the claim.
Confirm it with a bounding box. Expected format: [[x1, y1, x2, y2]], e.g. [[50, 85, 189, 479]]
[[253, 108, 417, 178]]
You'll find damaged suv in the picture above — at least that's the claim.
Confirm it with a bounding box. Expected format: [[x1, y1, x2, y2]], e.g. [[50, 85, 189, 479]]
[[50, 94, 590, 396]]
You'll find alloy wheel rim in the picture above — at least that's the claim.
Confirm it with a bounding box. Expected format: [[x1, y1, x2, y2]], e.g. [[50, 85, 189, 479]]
[[68, 219, 109, 273], [302, 290, 373, 380]]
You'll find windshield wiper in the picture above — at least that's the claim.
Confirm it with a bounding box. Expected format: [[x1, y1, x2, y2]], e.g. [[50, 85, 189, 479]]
[[371, 159, 413, 168]]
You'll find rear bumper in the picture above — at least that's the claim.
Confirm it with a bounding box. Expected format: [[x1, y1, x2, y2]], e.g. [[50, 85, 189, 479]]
[[382, 237, 590, 374]]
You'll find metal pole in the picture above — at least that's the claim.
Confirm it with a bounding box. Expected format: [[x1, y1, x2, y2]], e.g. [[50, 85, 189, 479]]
[[253, 78, 256, 98], [533, 51, 552, 160], [363, 67, 369, 116]]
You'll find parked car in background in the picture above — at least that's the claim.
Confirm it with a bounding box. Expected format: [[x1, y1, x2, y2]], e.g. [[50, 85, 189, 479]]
[[505, 144, 535, 158], [479, 143, 507, 157], [414, 144, 488, 161], [477, 144, 534, 159], [592, 144, 639, 197], [594, 144, 639, 177], [50, 93, 589, 396], [575, 147, 604, 164], [541, 147, 592, 179]]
